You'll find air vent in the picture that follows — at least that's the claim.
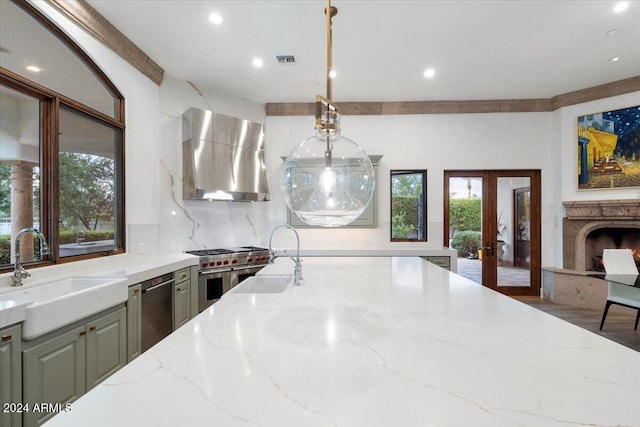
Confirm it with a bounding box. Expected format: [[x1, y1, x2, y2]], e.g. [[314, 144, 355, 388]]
[[276, 55, 296, 64]]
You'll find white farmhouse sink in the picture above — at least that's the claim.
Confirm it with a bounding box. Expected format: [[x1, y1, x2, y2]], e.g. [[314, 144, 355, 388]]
[[3, 277, 128, 340], [233, 274, 292, 294]]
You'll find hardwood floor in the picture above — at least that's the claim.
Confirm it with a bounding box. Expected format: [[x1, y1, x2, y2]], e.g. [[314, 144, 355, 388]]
[[514, 296, 640, 352]]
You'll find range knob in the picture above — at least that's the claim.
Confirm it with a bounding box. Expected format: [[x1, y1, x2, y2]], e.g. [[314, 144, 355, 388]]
[[247, 257, 253, 262], [223, 260, 229, 265], [232, 259, 238, 264], [201, 261, 209, 268], [216, 260, 222, 266]]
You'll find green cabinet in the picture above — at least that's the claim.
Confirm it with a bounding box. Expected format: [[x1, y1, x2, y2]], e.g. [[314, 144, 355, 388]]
[[86, 308, 127, 390], [22, 307, 126, 426], [1, 324, 22, 427], [126, 284, 142, 362], [188, 265, 198, 319], [23, 325, 86, 426], [173, 267, 191, 330]]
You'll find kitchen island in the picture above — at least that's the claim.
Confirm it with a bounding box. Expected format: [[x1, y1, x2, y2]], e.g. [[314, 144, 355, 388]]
[[44, 257, 640, 427]]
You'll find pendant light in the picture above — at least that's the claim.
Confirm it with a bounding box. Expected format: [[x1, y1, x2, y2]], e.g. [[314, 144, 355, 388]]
[[281, 0, 375, 227]]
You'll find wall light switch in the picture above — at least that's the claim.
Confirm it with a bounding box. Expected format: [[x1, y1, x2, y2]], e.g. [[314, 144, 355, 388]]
[[138, 243, 146, 254], [169, 241, 176, 250]]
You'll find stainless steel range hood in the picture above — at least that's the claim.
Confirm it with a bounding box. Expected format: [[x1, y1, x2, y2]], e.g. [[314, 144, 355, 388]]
[[182, 107, 270, 201]]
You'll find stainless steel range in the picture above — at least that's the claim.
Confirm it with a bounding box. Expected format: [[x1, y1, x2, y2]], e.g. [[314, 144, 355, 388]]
[[185, 246, 269, 311]]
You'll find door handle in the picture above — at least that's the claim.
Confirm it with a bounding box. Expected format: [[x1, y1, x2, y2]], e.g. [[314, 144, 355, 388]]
[[481, 245, 494, 256], [142, 278, 175, 294]]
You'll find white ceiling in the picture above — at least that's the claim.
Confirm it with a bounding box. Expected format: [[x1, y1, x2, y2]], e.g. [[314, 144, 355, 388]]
[[86, 0, 640, 104]]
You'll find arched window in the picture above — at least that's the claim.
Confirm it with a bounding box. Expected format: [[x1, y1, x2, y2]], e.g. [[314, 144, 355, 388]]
[[0, 0, 125, 270]]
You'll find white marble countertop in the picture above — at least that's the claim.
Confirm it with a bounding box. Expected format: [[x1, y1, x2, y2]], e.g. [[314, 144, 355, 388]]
[[44, 256, 639, 427], [298, 248, 456, 257], [0, 253, 199, 328]]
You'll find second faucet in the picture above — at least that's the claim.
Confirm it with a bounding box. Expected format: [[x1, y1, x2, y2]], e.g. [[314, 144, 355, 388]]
[[268, 224, 302, 286]]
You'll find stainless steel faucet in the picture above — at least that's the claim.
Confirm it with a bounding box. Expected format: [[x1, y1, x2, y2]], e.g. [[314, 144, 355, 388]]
[[12, 228, 50, 287], [268, 224, 303, 286]]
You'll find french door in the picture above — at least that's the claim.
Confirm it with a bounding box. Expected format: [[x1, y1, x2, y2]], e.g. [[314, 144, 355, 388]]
[[444, 170, 541, 296]]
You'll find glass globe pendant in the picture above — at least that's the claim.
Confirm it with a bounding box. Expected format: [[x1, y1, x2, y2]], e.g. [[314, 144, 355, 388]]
[[281, 0, 376, 227], [282, 110, 375, 227]]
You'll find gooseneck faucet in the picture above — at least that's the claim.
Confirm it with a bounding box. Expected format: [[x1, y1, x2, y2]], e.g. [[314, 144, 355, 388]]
[[268, 224, 302, 286], [12, 228, 50, 287]]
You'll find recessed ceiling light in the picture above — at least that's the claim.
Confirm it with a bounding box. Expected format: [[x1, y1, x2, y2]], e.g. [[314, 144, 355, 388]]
[[606, 29, 618, 36], [209, 12, 223, 24], [609, 56, 620, 62], [613, 2, 629, 13], [329, 69, 337, 79], [252, 58, 263, 68], [26, 65, 42, 72], [423, 68, 436, 78]]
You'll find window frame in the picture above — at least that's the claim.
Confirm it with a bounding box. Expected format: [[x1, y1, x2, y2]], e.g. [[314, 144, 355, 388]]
[[0, 0, 125, 271], [390, 169, 428, 243]]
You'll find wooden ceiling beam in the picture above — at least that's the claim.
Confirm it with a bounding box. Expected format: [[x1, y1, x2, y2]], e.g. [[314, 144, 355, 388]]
[[45, 0, 164, 85], [266, 76, 640, 116]]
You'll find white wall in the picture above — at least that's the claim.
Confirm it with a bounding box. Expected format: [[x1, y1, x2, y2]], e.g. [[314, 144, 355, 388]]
[[265, 113, 558, 265]]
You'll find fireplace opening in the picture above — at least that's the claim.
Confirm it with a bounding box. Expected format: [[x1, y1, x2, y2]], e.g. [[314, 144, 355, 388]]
[[585, 227, 640, 271]]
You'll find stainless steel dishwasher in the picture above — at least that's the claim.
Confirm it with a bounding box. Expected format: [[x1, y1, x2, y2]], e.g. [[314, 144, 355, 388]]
[[141, 272, 174, 352]]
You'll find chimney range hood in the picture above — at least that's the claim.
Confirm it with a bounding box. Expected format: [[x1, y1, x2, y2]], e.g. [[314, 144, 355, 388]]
[[182, 107, 270, 202]]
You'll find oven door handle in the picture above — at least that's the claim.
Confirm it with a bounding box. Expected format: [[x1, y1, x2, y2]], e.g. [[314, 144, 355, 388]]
[[143, 278, 175, 293], [200, 268, 232, 276]]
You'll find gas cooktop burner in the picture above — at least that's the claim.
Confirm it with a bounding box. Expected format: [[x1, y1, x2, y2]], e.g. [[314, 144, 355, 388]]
[[186, 249, 235, 256], [237, 246, 269, 252]]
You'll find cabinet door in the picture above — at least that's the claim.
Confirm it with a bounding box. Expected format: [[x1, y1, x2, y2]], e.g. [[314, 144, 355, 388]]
[[127, 284, 142, 362], [86, 307, 127, 391], [1, 325, 21, 427], [23, 326, 86, 426], [173, 282, 191, 330]]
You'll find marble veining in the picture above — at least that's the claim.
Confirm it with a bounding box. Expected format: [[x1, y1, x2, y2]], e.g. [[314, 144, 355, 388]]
[[160, 158, 197, 240], [44, 257, 640, 427]]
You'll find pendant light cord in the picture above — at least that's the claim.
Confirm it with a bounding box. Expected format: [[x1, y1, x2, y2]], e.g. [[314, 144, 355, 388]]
[[325, 0, 335, 104], [324, 0, 337, 168]]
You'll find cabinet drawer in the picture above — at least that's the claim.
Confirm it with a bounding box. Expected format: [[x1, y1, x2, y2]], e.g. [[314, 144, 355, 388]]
[[175, 267, 190, 283]]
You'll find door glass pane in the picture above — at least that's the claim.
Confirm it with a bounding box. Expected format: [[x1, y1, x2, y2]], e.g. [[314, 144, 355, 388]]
[[448, 177, 482, 284], [0, 86, 42, 267], [496, 177, 531, 287], [58, 107, 117, 257]]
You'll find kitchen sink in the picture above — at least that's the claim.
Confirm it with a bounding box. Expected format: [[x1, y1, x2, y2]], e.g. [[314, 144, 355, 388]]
[[2, 276, 128, 340], [232, 274, 292, 294]]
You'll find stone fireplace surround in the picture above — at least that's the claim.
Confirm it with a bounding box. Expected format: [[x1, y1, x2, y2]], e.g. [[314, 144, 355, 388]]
[[543, 199, 640, 315], [563, 199, 640, 270]]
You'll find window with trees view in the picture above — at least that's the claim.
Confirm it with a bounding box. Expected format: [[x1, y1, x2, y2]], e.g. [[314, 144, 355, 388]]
[[0, 0, 124, 270], [390, 170, 427, 242]]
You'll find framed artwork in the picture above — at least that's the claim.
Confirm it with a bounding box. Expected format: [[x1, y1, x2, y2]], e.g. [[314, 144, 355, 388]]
[[577, 105, 640, 190]]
